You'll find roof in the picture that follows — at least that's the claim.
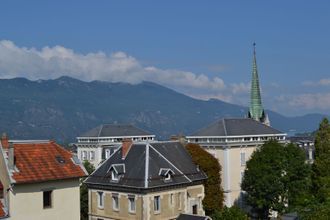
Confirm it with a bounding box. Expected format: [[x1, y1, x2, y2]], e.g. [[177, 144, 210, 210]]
[[0, 201, 6, 218], [176, 214, 211, 220], [190, 118, 284, 137], [80, 124, 154, 137], [85, 141, 207, 191], [11, 141, 87, 184]]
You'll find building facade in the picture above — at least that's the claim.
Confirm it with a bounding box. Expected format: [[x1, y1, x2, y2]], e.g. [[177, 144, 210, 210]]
[[76, 124, 155, 167], [0, 134, 87, 220], [84, 140, 207, 220], [186, 118, 286, 207]]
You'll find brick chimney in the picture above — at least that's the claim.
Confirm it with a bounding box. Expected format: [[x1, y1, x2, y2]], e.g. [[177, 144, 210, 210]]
[[1, 133, 9, 149], [122, 138, 133, 160]]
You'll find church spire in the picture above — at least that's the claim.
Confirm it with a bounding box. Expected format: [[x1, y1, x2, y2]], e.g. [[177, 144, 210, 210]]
[[248, 43, 270, 125]]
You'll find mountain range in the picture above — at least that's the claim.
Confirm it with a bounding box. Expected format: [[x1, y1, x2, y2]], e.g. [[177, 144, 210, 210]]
[[0, 76, 326, 142]]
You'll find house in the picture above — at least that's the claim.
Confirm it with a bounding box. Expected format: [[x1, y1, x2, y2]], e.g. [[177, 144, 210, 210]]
[[84, 140, 207, 220], [0, 134, 87, 220], [186, 118, 286, 207], [75, 124, 156, 167]]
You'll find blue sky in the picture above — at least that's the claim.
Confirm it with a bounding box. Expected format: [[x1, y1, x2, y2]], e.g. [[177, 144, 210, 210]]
[[0, 1, 330, 116]]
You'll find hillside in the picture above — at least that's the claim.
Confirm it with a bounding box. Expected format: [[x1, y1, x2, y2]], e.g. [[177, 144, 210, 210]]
[[0, 76, 326, 142]]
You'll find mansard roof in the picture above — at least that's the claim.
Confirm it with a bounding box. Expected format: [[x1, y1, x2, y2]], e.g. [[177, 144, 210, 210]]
[[190, 118, 284, 137], [80, 124, 154, 137], [84, 141, 206, 192]]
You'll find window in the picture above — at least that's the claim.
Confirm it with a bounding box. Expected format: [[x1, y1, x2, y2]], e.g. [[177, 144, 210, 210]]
[[82, 151, 87, 160], [97, 191, 104, 209], [128, 196, 136, 213], [43, 190, 52, 208], [112, 194, 119, 211], [89, 151, 95, 161], [192, 204, 198, 214], [105, 149, 111, 159], [178, 192, 182, 210], [170, 193, 173, 206], [111, 170, 119, 181], [240, 171, 244, 183], [154, 195, 160, 212], [240, 152, 246, 166]]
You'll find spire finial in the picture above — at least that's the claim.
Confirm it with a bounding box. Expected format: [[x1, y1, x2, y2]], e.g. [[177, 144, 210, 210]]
[[253, 42, 256, 54]]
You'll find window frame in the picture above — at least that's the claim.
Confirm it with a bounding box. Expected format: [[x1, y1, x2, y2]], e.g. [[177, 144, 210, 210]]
[[112, 194, 119, 211], [154, 195, 161, 213], [240, 152, 246, 166], [128, 196, 136, 213], [43, 190, 53, 209], [97, 191, 104, 209]]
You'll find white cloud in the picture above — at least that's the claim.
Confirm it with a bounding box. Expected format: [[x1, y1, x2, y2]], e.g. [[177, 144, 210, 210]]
[[275, 93, 330, 110], [0, 40, 226, 94], [302, 78, 330, 87]]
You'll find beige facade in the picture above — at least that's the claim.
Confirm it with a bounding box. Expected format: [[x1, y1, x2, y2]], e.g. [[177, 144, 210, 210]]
[[7, 179, 81, 220], [89, 185, 205, 220]]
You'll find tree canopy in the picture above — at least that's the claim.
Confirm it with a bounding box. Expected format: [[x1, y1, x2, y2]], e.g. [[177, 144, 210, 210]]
[[80, 160, 95, 220], [185, 143, 224, 214], [312, 118, 330, 202], [242, 140, 311, 218]]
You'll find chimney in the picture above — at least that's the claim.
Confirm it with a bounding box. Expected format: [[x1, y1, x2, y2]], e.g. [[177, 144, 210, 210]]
[[8, 142, 15, 170], [1, 133, 9, 149], [122, 138, 133, 159]]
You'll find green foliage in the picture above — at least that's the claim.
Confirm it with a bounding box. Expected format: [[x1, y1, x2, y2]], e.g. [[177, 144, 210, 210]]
[[185, 143, 224, 215], [242, 140, 311, 218], [299, 200, 330, 220], [80, 160, 95, 220], [211, 206, 249, 220], [312, 118, 330, 202]]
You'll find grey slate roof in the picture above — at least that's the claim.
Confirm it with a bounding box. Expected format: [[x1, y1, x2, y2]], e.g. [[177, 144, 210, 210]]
[[191, 118, 284, 137], [80, 124, 154, 137], [84, 141, 207, 192]]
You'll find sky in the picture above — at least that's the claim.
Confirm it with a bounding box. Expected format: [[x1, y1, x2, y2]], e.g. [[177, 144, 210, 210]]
[[0, 1, 330, 116]]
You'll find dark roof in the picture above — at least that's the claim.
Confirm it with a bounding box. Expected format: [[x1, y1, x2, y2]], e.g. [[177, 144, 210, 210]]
[[190, 118, 284, 137], [80, 124, 154, 137], [85, 141, 207, 192], [11, 141, 87, 184], [176, 214, 211, 220]]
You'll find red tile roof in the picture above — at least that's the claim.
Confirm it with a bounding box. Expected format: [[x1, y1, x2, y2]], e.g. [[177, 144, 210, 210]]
[[0, 200, 6, 218], [12, 141, 86, 184]]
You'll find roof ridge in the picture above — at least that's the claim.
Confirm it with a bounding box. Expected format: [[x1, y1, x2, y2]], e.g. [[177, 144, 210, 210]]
[[97, 124, 103, 137], [144, 144, 150, 188], [222, 118, 228, 136], [148, 143, 191, 183]]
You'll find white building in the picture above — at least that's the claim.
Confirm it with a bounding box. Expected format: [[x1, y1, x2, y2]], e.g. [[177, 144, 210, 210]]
[[186, 118, 286, 207], [76, 124, 155, 167]]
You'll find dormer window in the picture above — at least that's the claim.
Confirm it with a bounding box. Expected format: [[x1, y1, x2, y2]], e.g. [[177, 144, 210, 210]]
[[107, 164, 125, 182], [111, 170, 119, 181], [159, 168, 175, 182]]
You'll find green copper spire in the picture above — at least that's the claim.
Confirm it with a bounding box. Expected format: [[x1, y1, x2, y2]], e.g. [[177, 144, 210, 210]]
[[248, 43, 269, 125]]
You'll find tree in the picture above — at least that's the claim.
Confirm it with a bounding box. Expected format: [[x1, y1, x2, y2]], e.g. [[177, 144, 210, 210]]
[[185, 143, 224, 214], [242, 141, 311, 218], [211, 206, 249, 220], [80, 160, 95, 220], [312, 118, 330, 202]]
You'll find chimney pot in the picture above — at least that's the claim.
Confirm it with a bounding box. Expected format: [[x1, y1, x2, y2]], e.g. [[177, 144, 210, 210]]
[[8, 142, 15, 170], [1, 133, 9, 149]]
